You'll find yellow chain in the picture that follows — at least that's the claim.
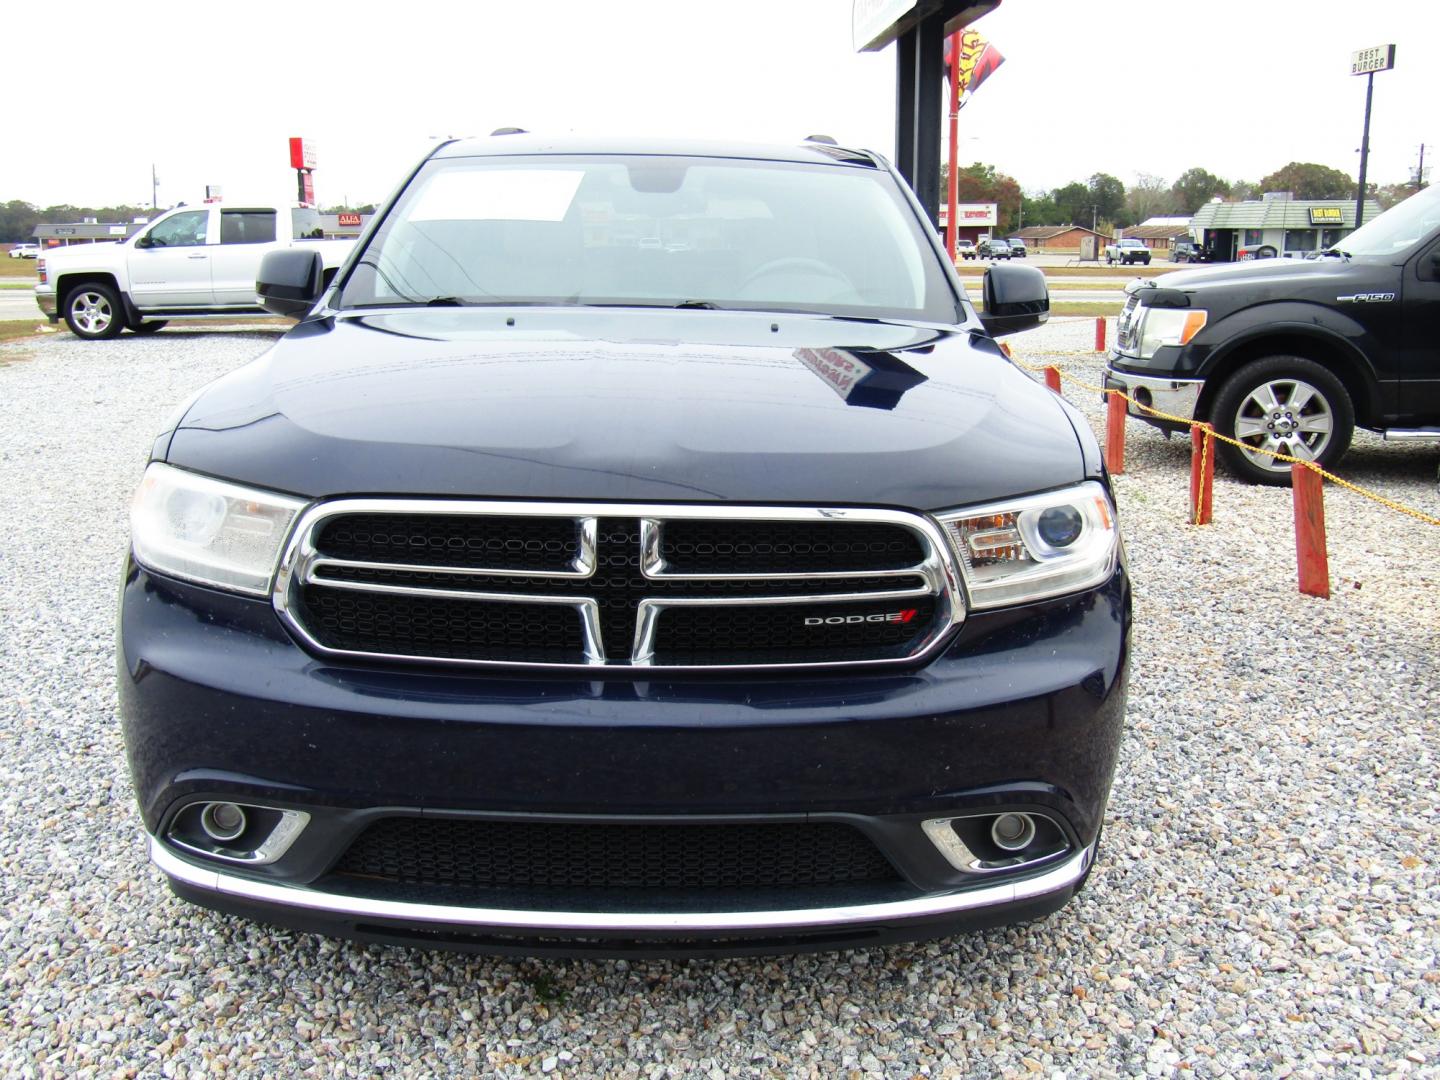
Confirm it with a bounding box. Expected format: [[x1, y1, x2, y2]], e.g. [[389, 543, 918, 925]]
[[1011, 356, 1440, 528]]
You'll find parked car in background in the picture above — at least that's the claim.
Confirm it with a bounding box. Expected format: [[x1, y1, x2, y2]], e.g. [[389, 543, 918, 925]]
[[34, 203, 354, 339], [1170, 238, 1210, 263], [1104, 238, 1152, 266], [8, 243, 40, 259], [120, 134, 1129, 956], [955, 239, 977, 260], [1006, 238, 1027, 258], [1236, 244, 1278, 261], [978, 237, 1010, 259], [1105, 181, 1440, 484]]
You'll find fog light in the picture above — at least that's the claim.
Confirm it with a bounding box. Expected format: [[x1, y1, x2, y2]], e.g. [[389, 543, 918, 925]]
[[991, 812, 1036, 852], [200, 802, 247, 842]]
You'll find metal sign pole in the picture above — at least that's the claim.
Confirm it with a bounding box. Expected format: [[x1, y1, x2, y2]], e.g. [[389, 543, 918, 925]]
[[1355, 71, 1374, 228]]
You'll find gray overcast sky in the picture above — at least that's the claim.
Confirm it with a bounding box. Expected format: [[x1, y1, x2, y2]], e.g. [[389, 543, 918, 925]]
[[5, 0, 1434, 209]]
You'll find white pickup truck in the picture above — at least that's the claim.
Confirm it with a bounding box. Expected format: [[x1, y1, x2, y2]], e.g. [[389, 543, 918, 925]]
[[36, 203, 355, 339], [1103, 237, 1152, 266]]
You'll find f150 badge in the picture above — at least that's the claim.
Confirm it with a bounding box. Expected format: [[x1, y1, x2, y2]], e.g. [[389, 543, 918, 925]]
[[1337, 292, 1396, 303]]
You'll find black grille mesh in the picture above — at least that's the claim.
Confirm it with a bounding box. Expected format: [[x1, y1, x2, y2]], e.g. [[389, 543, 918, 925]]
[[332, 818, 902, 891], [654, 598, 936, 666], [315, 513, 579, 571], [299, 587, 583, 663], [661, 520, 924, 574]]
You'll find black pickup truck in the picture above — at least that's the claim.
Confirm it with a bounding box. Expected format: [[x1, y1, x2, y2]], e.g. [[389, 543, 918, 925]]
[[1105, 183, 1440, 483], [118, 136, 1129, 955]]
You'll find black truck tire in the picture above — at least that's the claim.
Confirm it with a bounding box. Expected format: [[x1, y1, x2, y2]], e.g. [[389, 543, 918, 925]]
[[1210, 356, 1354, 485], [129, 321, 168, 334], [63, 283, 127, 340]]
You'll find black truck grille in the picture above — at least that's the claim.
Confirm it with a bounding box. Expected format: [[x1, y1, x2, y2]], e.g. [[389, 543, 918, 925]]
[[331, 818, 903, 892], [282, 503, 957, 670]]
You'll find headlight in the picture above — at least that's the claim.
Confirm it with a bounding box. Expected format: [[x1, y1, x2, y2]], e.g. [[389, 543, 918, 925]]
[[130, 463, 306, 596], [935, 481, 1119, 609], [1136, 307, 1206, 358]]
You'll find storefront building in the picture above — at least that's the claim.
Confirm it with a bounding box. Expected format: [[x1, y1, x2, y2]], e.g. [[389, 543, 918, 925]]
[[1189, 195, 1382, 261]]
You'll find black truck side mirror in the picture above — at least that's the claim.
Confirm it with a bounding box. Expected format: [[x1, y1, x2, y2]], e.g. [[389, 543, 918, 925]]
[[980, 263, 1049, 337], [257, 249, 324, 317]]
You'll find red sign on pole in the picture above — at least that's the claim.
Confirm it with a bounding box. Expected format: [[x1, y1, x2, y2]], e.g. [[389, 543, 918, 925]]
[[289, 137, 317, 171]]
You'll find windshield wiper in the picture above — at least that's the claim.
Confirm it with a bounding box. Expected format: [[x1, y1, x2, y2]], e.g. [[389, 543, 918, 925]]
[[1318, 249, 1351, 261], [672, 300, 722, 309]]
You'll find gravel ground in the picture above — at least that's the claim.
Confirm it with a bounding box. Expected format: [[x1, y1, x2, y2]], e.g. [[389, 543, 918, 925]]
[[1, 321, 1437, 1078]]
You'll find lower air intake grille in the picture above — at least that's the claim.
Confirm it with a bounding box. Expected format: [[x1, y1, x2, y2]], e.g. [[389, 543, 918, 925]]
[[331, 818, 903, 892]]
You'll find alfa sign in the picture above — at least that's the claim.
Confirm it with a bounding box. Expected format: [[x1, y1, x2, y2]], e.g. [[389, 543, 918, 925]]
[[337, 213, 362, 227], [1350, 44, 1395, 76]]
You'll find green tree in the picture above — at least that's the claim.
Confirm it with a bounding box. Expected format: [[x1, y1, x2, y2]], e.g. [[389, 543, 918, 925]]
[[1020, 190, 1060, 227], [1088, 173, 1126, 226], [1256, 162, 1354, 200], [1170, 167, 1230, 212], [1051, 181, 1091, 225], [938, 162, 1023, 233]]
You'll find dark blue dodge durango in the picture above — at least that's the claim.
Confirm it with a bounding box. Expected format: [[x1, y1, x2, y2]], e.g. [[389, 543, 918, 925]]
[[119, 136, 1130, 955]]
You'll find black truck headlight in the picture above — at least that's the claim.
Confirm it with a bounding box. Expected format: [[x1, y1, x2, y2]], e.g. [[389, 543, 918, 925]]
[[130, 463, 306, 596], [935, 482, 1119, 608], [1136, 307, 1206, 358]]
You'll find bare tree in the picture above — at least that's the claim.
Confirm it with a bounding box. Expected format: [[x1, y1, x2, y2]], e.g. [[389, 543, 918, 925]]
[[1125, 173, 1173, 224]]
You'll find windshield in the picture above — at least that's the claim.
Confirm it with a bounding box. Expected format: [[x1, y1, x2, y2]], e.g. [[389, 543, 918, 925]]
[[339, 155, 959, 321], [1334, 184, 1440, 257]]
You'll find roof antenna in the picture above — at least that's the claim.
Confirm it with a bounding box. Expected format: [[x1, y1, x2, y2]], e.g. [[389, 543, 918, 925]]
[[491, 127, 528, 136]]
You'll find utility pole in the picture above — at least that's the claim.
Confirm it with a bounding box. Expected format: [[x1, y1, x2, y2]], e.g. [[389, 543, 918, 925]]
[[1415, 143, 1428, 192], [151, 164, 158, 210], [1349, 44, 1395, 228]]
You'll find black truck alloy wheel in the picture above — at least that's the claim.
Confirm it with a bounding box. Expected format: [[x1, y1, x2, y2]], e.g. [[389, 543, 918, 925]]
[[1210, 356, 1354, 484]]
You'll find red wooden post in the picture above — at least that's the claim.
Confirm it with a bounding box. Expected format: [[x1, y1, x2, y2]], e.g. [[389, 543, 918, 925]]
[[1094, 317, 1107, 352], [1104, 392, 1126, 474], [1044, 366, 1061, 393], [1189, 423, 1214, 525], [1292, 464, 1330, 598]]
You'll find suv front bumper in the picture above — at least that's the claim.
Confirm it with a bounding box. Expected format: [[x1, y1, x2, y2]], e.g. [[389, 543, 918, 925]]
[[120, 560, 1129, 954]]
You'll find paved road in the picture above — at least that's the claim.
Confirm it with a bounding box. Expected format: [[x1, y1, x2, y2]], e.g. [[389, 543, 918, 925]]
[[0, 287, 39, 320]]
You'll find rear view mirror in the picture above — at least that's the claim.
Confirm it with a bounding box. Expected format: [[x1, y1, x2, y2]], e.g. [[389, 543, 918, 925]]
[[257, 249, 324, 317], [979, 263, 1049, 337]]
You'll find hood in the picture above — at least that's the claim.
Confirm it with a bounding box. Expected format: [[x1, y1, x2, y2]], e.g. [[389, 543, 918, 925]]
[[167, 308, 1089, 511], [41, 240, 120, 261], [1150, 257, 1360, 290]]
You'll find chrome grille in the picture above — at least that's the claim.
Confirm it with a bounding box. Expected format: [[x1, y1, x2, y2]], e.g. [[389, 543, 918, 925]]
[[274, 501, 963, 671], [1116, 295, 1140, 353]]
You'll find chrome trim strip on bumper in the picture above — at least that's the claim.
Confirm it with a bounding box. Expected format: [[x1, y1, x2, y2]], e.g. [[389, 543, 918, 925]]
[[151, 836, 1093, 933], [272, 499, 965, 673], [1102, 366, 1203, 421]]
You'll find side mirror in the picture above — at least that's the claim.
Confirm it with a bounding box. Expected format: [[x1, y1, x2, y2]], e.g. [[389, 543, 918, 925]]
[[979, 263, 1049, 337], [133, 235, 152, 249], [257, 249, 324, 317]]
